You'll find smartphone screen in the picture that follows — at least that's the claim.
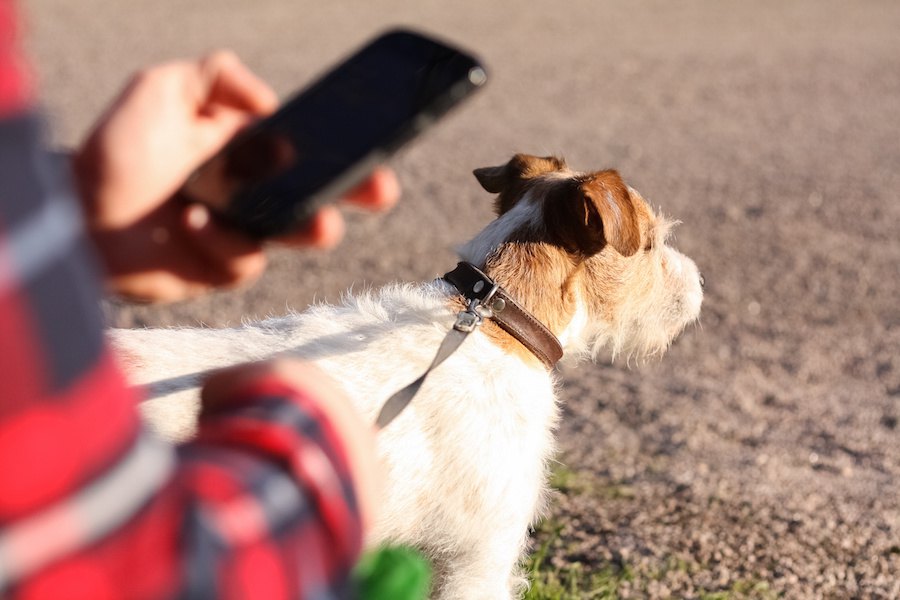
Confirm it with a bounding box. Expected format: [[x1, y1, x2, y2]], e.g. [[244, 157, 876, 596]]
[[182, 29, 486, 237]]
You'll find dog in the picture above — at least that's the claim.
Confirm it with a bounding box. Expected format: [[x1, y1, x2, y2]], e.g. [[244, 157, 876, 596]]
[[111, 154, 703, 599]]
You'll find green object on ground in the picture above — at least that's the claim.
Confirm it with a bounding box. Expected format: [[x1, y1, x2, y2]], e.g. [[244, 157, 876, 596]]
[[353, 546, 432, 600]]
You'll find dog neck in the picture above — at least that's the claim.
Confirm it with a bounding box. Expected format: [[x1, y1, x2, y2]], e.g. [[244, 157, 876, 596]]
[[453, 239, 586, 367], [442, 262, 563, 369]]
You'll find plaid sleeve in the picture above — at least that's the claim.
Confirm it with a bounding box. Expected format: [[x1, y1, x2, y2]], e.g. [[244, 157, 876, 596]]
[[1, 0, 33, 117], [177, 377, 363, 599], [0, 58, 364, 600]]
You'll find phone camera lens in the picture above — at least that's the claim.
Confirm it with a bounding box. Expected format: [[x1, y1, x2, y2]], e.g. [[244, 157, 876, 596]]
[[468, 67, 487, 86]]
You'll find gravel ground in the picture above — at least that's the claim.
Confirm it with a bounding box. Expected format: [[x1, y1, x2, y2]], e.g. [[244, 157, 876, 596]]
[[27, 1, 900, 597]]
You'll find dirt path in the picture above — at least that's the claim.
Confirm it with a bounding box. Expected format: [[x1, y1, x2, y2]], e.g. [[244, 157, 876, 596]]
[[28, 1, 900, 597]]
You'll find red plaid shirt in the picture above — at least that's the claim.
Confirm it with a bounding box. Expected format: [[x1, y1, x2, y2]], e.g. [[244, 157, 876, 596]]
[[0, 4, 363, 598]]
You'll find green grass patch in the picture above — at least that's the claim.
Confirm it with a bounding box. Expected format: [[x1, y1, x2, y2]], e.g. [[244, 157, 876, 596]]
[[547, 464, 588, 494], [527, 464, 780, 600], [525, 463, 633, 599], [525, 517, 632, 600], [524, 538, 632, 599]]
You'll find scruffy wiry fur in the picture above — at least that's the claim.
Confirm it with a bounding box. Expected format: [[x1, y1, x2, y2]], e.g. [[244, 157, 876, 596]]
[[112, 155, 703, 599]]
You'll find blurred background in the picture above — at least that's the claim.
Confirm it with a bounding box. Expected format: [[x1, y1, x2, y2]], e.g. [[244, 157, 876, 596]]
[[26, 1, 899, 597]]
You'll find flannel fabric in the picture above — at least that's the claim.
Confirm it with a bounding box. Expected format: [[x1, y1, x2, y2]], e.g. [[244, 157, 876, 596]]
[[0, 7, 363, 598]]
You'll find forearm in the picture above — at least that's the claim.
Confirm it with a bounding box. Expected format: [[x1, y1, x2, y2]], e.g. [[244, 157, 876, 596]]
[[1, 362, 366, 599], [0, 112, 364, 598]]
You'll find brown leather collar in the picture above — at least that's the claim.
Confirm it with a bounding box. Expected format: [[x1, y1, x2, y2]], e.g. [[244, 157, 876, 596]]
[[442, 262, 563, 369]]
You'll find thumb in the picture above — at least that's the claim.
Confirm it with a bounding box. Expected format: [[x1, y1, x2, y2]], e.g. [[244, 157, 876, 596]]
[[197, 50, 279, 115]]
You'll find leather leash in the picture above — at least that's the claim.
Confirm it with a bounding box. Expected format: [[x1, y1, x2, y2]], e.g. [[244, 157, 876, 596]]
[[375, 262, 563, 429]]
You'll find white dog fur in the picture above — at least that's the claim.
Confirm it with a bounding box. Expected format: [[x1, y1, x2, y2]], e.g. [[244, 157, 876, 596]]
[[111, 155, 703, 599]]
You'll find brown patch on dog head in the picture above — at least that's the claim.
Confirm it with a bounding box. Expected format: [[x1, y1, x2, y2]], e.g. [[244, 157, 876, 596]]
[[473, 154, 568, 214], [463, 157, 685, 366], [542, 170, 642, 257]]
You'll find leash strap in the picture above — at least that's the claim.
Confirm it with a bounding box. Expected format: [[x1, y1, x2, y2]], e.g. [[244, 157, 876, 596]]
[[375, 326, 471, 429], [376, 270, 498, 429]]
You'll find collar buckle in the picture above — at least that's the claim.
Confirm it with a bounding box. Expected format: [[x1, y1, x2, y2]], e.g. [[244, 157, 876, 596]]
[[454, 274, 500, 333], [454, 285, 498, 333], [454, 303, 482, 333]]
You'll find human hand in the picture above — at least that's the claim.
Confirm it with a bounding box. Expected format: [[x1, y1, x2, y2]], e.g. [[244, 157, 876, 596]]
[[74, 51, 400, 303], [202, 358, 381, 531]]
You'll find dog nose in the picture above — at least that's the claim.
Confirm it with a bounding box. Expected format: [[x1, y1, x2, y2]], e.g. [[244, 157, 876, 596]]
[[699, 272, 706, 289]]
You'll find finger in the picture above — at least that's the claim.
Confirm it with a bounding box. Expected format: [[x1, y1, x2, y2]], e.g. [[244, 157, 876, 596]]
[[107, 270, 213, 304], [272, 170, 397, 249], [274, 205, 345, 249], [340, 168, 401, 211], [197, 50, 279, 116], [182, 203, 268, 285]]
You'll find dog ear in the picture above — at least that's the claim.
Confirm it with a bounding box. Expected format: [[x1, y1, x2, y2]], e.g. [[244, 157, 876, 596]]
[[472, 164, 509, 194], [473, 154, 567, 193], [545, 170, 641, 257], [474, 154, 568, 214]]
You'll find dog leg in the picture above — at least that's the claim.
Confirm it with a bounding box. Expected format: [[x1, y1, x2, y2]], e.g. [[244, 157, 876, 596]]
[[426, 486, 540, 600], [430, 528, 530, 600]]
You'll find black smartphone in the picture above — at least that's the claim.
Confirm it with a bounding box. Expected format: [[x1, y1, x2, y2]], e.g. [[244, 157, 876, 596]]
[[180, 28, 487, 238]]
